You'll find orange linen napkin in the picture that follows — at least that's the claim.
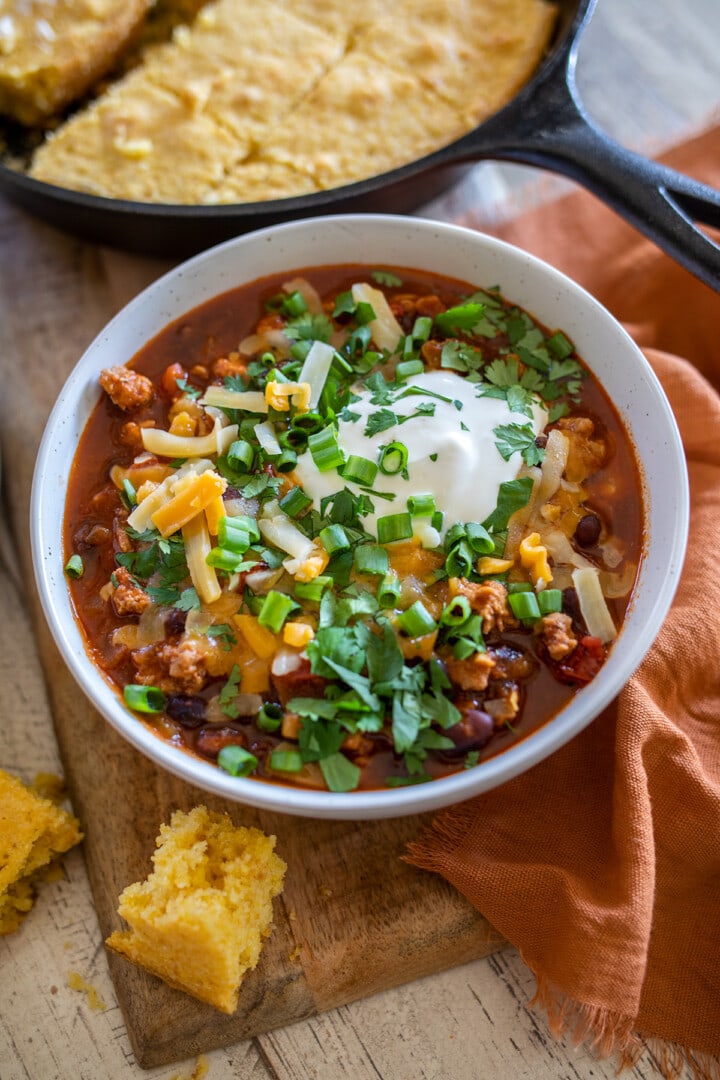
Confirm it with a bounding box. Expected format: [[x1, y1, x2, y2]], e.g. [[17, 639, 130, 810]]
[[407, 126, 720, 1078]]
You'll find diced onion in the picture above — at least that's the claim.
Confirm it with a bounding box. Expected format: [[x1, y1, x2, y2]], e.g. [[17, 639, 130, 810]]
[[271, 649, 303, 676], [351, 282, 403, 353], [283, 277, 323, 314], [543, 529, 594, 569], [599, 562, 638, 599], [136, 604, 168, 646], [572, 566, 617, 643]]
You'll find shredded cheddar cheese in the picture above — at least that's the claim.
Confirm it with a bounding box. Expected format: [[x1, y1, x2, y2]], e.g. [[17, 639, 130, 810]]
[[151, 470, 227, 538], [519, 532, 553, 588]]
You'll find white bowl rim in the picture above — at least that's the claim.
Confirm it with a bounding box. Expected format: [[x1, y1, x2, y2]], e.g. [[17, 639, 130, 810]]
[[30, 212, 690, 819]]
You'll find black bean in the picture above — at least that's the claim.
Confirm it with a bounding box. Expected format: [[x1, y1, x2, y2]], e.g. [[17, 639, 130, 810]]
[[575, 513, 601, 547], [166, 694, 206, 728], [164, 608, 187, 638]]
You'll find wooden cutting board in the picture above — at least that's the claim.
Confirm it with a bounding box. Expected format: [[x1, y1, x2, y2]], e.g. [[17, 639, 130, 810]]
[[1, 210, 503, 1069]]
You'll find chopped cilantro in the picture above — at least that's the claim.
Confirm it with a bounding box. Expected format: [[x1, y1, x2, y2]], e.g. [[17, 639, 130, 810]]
[[493, 422, 545, 466], [483, 477, 534, 532], [371, 270, 403, 287], [218, 664, 242, 718]]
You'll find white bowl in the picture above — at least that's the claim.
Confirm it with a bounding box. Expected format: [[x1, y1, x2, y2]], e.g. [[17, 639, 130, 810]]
[[31, 214, 689, 819]]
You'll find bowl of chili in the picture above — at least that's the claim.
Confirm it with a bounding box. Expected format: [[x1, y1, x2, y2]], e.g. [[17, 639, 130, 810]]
[[31, 214, 689, 819]]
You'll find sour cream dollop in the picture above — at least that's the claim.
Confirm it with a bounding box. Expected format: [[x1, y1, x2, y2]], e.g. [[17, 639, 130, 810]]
[[293, 370, 546, 539]]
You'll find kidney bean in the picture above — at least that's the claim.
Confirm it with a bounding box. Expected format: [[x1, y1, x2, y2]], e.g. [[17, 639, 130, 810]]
[[442, 708, 495, 755]]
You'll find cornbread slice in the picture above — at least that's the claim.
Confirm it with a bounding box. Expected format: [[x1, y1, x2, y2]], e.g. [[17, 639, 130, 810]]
[[0, 0, 154, 125], [106, 806, 286, 1014], [31, 77, 245, 203], [259, 52, 468, 191], [352, 0, 558, 126], [0, 769, 82, 935], [29, 0, 344, 203]]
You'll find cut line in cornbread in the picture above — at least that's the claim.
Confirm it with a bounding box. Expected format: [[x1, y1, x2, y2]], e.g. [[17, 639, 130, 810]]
[[0, 0, 154, 125], [0, 769, 82, 935], [105, 806, 286, 1014]]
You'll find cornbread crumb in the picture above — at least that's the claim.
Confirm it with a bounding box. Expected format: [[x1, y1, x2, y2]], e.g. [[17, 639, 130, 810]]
[[0, 769, 82, 935], [106, 805, 286, 1013], [66, 970, 107, 1011]]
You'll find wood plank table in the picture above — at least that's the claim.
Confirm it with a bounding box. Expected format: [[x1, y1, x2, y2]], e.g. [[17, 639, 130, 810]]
[[1, 0, 718, 1076]]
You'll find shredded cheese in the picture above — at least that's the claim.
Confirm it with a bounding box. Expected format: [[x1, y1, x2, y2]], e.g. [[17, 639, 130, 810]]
[[572, 567, 617, 643], [182, 514, 221, 605], [264, 381, 311, 412], [141, 417, 238, 459], [151, 470, 227, 538], [199, 387, 268, 413], [233, 614, 278, 659], [519, 532, 552, 588]]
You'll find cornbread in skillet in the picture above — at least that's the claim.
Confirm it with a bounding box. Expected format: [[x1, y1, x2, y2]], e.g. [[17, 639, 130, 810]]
[[0, 0, 153, 125], [105, 806, 286, 1014], [0, 769, 82, 935], [29, 0, 558, 203]]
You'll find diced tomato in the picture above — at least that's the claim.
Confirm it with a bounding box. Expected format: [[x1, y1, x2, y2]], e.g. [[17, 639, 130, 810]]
[[555, 635, 605, 685]]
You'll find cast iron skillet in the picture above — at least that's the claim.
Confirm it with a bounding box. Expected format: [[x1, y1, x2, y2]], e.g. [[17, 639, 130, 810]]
[[1, 0, 719, 286]]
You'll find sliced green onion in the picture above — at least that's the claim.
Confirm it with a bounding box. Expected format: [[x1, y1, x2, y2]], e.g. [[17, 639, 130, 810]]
[[219, 515, 259, 550], [206, 547, 247, 572], [308, 425, 345, 472], [64, 554, 84, 579], [122, 478, 137, 507], [378, 441, 408, 476], [282, 290, 308, 317], [257, 590, 300, 633], [275, 449, 298, 473], [465, 521, 494, 554], [507, 581, 533, 594], [431, 510, 444, 532], [279, 486, 313, 518], [445, 540, 474, 578], [444, 523, 467, 549], [257, 703, 284, 733], [319, 523, 350, 556], [412, 315, 433, 342], [294, 575, 332, 602], [291, 410, 324, 434], [354, 301, 376, 326], [547, 330, 574, 358], [395, 359, 424, 382], [537, 588, 563, 614], [377, 570, 401, 608], [407, 493, 435, 518], [440, 595, 472, 626], [278, 427, 308, 451], [218, 745, 258, 777], [508, 590, 542, 624], [124, 684, 165, 714], [396, 600, 437, 637], [377, 512, 413, 545], [269, 749, 304, 772], [353, 544, 389, 576], [227, 439, 254, 471], [342, 454, 378, 487]]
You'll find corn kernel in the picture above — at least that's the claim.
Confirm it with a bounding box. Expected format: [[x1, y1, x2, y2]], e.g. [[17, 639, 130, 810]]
[[283, 622, 315, 648]]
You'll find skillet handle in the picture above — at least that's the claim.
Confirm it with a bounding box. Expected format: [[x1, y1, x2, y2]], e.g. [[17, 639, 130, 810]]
[[502, 119, 720, 291], [450, 47, 720, 291]]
